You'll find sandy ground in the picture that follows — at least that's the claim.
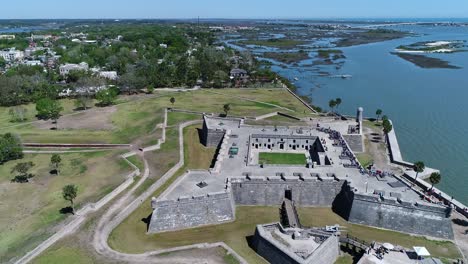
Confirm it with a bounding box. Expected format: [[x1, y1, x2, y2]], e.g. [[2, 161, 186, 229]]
[[452, 214, 468, 261], [34, 106, 117, 131]]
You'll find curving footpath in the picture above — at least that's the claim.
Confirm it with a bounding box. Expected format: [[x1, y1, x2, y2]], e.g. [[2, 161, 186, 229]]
[[92, 119, 247, 263], [15, 109, 247, 264]]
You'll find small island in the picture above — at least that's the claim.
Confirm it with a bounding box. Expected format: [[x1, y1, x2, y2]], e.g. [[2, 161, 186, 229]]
[[263, 50, 310, 64]]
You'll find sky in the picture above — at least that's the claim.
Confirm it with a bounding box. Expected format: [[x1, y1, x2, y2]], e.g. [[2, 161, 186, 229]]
[[3, 0, 468, 19]]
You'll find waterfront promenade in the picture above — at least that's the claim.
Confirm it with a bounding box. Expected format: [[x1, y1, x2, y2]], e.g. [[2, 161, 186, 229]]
[[387, 120, 468, 218]]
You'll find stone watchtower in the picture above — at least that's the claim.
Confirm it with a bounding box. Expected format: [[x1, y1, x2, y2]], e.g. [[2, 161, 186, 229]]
[[356, 107, 363, 134]]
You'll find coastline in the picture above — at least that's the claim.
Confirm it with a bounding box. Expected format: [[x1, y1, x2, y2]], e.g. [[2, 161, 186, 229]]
[[387, 120, 468, 217]]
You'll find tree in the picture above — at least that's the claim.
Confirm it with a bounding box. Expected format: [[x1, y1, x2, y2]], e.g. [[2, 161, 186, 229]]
[[376, 109, 383, 121], [146, 86, 154, 94], [62, 184, 78, 214], [35, 98, 63, 129], [413, 161, 425, 182], [96, 87, 118, 106], [335, 98, 342, 109], [170, 97, 175, 105], [382, 119, 393, 134], [382, 115, 389, 121], [8, 106, 28, 123], [50, 154, 62, 175], [223, 103, 231, 116], [329, 99, 337, 113], [74, 95, 92, 110], [429, 172, 441, 190], [11, 161, 35, 183], [0, 133, 24, 164]]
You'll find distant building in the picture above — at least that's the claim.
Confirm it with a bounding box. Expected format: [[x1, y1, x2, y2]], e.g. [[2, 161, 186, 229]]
[[230, 68, 247, 78], [0, 35, 15, 40], [98, 71, 118, 80], [215, 46, 226, 51], [23, 60, 43, 66], [159, 43, 168, 49], [59, 62, 89, 75], [0, 48, 24, 62]]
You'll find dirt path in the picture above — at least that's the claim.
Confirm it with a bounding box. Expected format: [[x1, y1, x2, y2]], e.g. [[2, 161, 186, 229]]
[[15, 108, 246, 264]]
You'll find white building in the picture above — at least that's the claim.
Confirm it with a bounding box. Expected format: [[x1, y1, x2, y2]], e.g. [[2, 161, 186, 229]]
[[0, 35, 15, 40], [159, 43, 168, 49], [0, 48, 24, 62], [23, 60, 43, 66], [59, 62, 89, 75], [98, 71, 118, 80]]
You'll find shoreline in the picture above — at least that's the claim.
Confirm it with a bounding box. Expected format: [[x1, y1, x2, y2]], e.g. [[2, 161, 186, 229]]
[[386, 120, 468, 217]]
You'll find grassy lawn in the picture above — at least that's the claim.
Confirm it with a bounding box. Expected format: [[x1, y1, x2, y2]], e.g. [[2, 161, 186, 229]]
[[0, 88, 313, 144], [32, 247, 95, 264], [0, 151, 133, 262], [0, 99, 81, 128], [126, 155, 144, 172], [111, 206, 460, 264], [356, 153, 373, 168], [166, 112, 202, 127], [334, 254, 354, 264], [258, 152, 306, 165]]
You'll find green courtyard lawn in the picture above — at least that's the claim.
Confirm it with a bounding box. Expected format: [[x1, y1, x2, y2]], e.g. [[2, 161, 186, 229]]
[[258, 152, 307, 165], [0, 151, 134, 262]]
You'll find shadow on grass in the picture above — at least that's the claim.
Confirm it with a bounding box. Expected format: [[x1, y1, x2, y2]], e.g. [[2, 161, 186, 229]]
[[340, 244, 364, 264], [453, 218, 468, 227], [196, 128, 218, 168], [142, 213, 152, 232], [59, 206, 74, 215], [246, 235, 256, 250]]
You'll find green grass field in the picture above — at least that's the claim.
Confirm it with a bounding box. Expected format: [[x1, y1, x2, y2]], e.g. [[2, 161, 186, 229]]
[[0, 88, 313, 144], [258, 152, 306, 165], [0, 151, 133, 262]]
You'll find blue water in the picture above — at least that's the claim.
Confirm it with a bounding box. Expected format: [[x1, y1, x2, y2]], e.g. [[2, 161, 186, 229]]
[[271, 25, 468, 203]]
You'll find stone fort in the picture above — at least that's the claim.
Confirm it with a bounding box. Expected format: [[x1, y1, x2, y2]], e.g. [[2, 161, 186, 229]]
[[148, 114, 454, 241]]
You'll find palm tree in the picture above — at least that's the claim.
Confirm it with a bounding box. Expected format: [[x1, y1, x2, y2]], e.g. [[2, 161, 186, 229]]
[[329, 99, 336, 113], [413, 161, 425, 182], [376, 109, 383, 121], [429, 172, 441, 190], [335, 98, 342, 109]]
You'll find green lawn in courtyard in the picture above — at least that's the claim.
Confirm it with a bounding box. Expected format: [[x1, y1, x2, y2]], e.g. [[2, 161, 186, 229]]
[[258, 152, 306, 165]]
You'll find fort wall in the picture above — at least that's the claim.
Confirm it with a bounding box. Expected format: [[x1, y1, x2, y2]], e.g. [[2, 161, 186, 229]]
[[148, 191, 235, 233], [252, 223, 339, 264], [231, 177, 344, 206], [347, 192, 454, 239]]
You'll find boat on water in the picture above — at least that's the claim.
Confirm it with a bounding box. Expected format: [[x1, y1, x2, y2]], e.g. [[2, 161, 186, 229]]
[[329, 74, 352, 79]]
